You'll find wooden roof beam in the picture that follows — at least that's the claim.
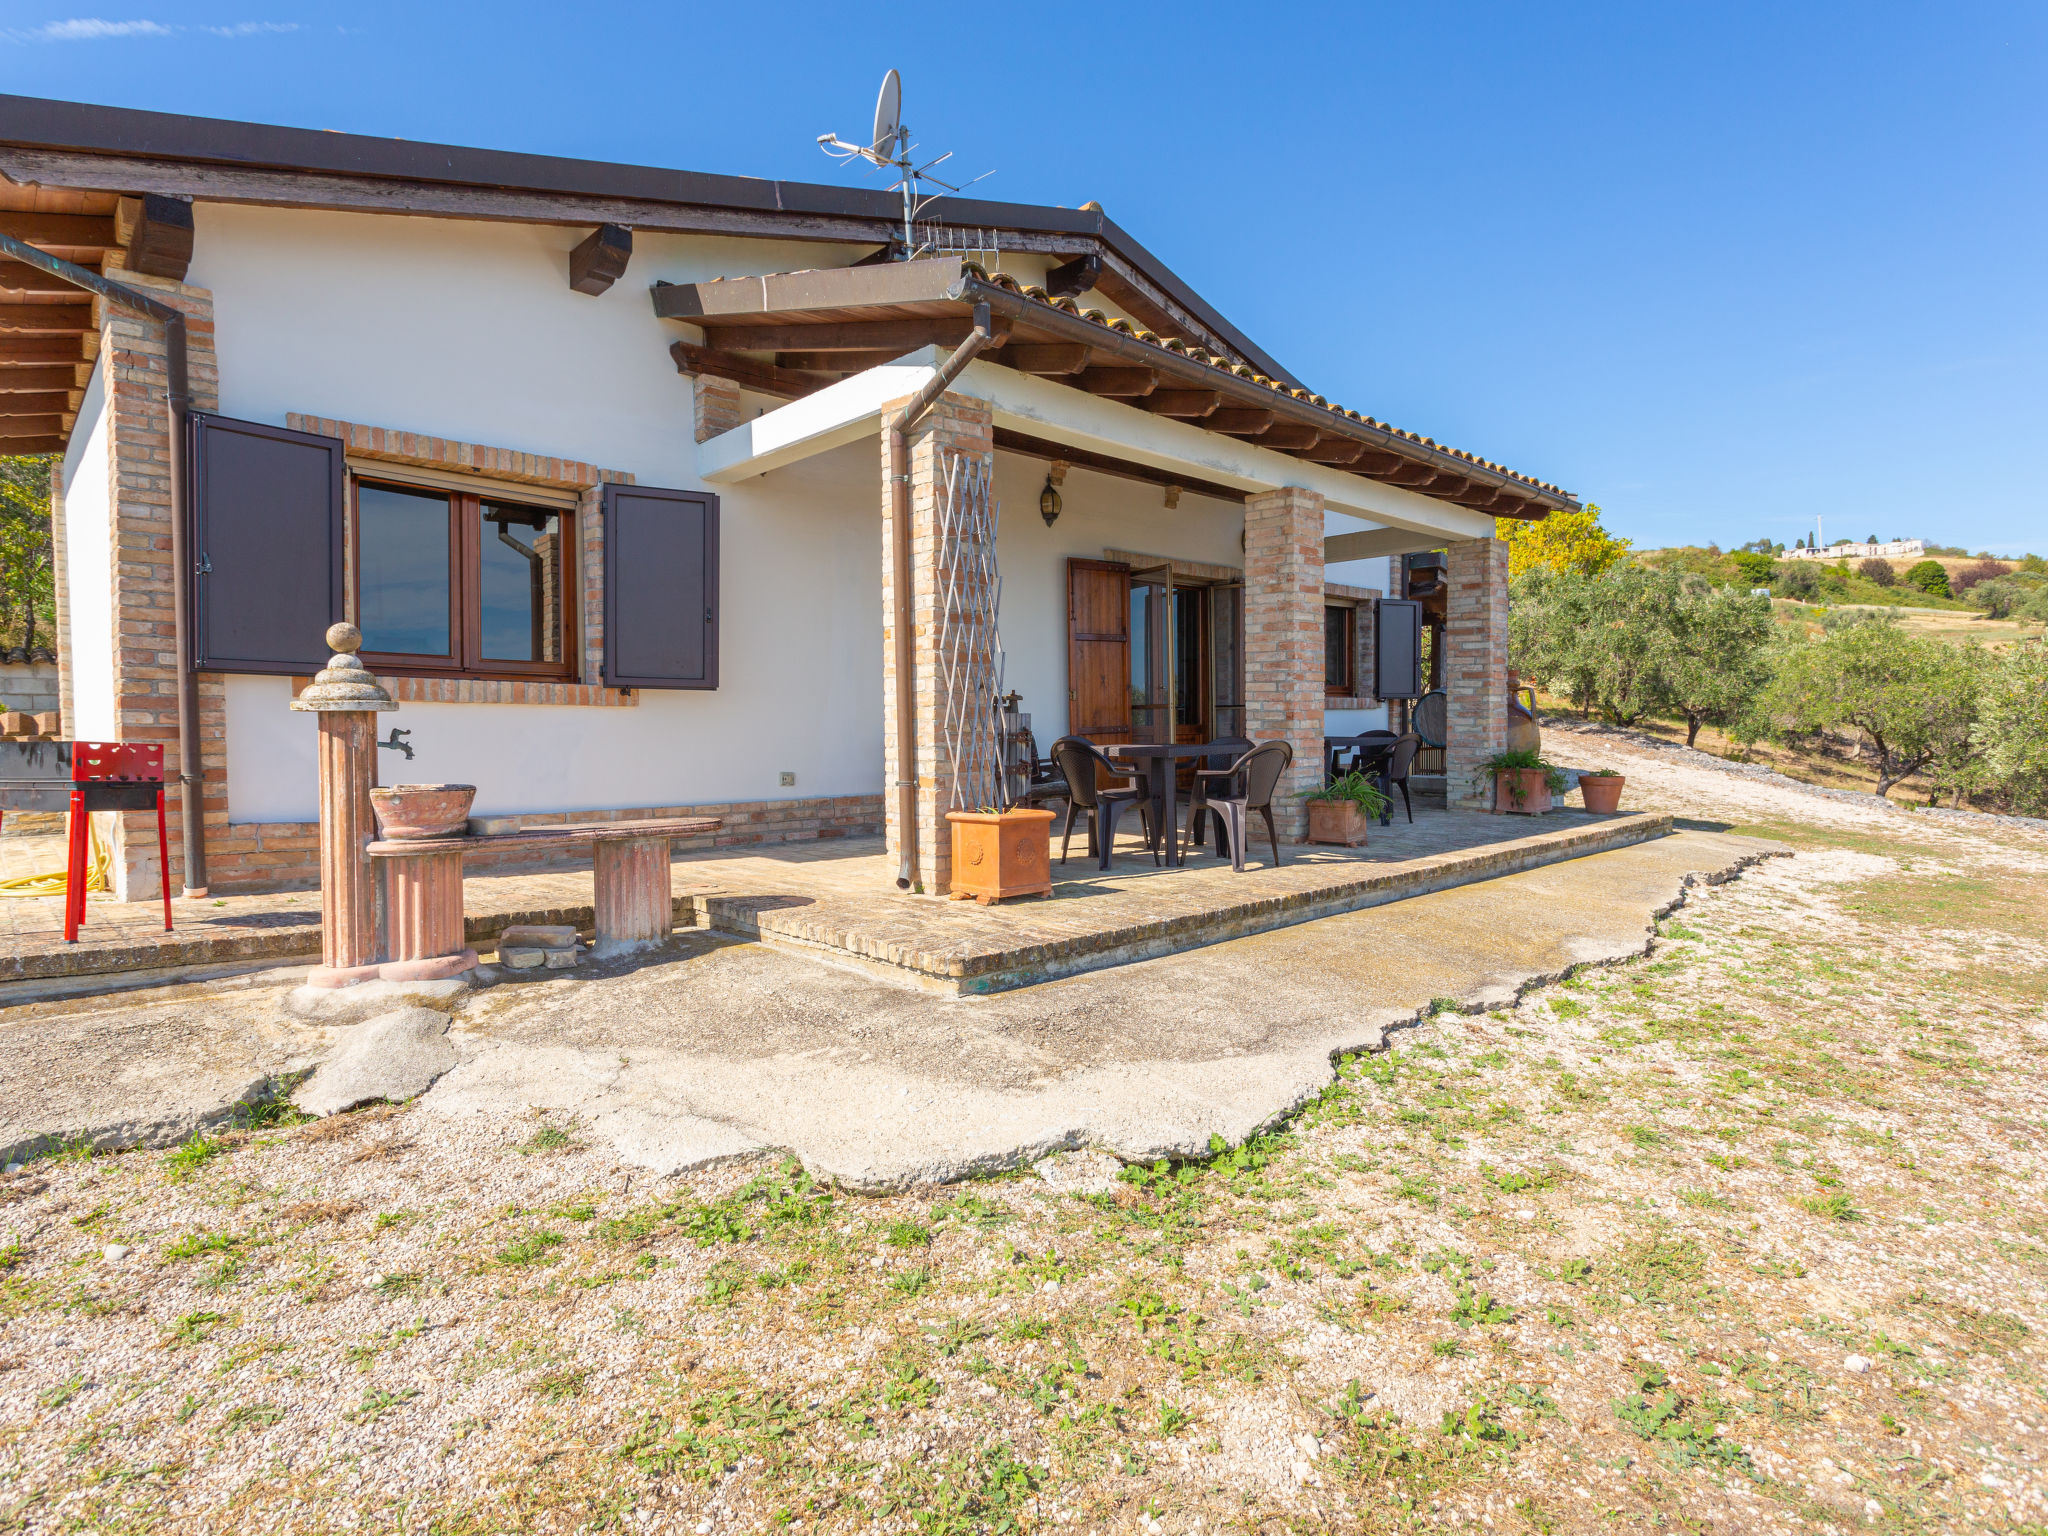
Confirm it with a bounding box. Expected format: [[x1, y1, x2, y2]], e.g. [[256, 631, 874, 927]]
[[1251, 422, 1320, 451], [1074, 366, 1158, 398], [116, 194, 194, 281], [0, 259, 102, 297], [1140, 389, 1222, 419], [568, 222, 632, 296], [0, 366, 77, 392], [705, 316, 1007, 354], [0, 391, 70, 415], [669, 338, 829, 400], [1301, 438, 1367, 465], [0, 213, 117, 251], [1206, 406, 1276, 436], [774, 349, 902, 372], [0, 304, 91, 334], [0, 338, 92, 365], [0, 414, 65, 439], [1002, 343, 1091, 376], [1044, 252, 1102, 298]]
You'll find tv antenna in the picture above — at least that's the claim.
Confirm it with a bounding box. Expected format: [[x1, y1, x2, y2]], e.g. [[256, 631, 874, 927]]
[[818, 69, 992, 259]]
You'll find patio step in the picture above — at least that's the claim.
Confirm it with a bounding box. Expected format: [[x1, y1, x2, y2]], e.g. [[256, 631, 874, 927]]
[[699, 810, 1675, 995]]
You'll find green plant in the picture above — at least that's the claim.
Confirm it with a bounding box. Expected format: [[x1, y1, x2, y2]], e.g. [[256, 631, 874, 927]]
[[1483, 749, 1567, 801], [1302, 771, 1390, 817], [1579, 766, 1621, 777], [1905, 559, 1952, 598]]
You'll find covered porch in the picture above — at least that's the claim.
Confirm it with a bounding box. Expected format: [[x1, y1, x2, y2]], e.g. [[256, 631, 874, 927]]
[[657, 257, 1573, 896]]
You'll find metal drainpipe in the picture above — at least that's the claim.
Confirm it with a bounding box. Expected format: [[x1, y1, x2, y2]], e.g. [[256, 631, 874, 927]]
[[0, 233, 207, 896], [883, 301, 995, 892]]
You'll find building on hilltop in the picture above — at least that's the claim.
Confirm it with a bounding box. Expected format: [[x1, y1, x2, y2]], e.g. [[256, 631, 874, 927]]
[[1783, 539, 1926, 563]]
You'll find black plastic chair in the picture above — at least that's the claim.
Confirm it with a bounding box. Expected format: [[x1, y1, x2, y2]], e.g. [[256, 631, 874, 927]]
[[1186, 736, 1253, 850], [1327, 728, 1398, 782], [1411, 689, 1447, 773], [1049, 737, 1156, 871], [1191, 740, 1293, 872], [1011, 728, 1070, 813], [1376, 733, 1420, 825]]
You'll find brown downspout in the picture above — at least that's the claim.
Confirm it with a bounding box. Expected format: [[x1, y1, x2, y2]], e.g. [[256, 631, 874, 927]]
[[884, 300, 995, 891], [0, 232, 207, 895]]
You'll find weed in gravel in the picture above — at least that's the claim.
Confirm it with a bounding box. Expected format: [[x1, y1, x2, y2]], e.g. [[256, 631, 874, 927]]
[[1796, 1191, 1861, 1221], [495, 1230, 565, 1267], [531, 1368, 587, 1403], [348, 1387, 420, 1423], [883, 1218, 932, 1248], [372, 1208, 418, 1232], [887, 1265, 932, 1298], [0, 1241, 24, 1271], [162, 1130, 229, 1181], [1611, 1362, 1754, 1474], [38, 1375, 85, 1409], [515, 1124, 576, 1155], [163, 1230, 242, 1262], [219, 1402, 284, 1433]]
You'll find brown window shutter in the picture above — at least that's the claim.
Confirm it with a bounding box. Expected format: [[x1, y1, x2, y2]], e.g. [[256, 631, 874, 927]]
[[1374, 598, 1423, 701], [602, 484, 719, 689], [187, 412, 345, 673]]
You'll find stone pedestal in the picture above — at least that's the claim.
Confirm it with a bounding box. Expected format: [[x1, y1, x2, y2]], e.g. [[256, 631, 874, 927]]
[[370, 843, 479, 980], [594, 835, 671, 950], [290, 624, 400, 988]]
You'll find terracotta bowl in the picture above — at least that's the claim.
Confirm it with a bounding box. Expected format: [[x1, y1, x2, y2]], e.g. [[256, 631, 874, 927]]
[[370, 783, 477, 840]]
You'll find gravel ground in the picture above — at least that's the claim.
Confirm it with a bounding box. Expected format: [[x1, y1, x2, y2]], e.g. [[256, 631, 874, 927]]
[[2, 726, 2045, 1535]]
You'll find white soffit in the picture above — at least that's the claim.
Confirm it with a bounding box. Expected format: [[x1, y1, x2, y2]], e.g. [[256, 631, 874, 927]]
[[696, 348, 1497, 542]]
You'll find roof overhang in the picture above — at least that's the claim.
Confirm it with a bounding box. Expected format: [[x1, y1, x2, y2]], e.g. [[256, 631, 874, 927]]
[[698, 346, 1499, 543], [658, 259, 1574, 519], [0, 92, 1293, 382]]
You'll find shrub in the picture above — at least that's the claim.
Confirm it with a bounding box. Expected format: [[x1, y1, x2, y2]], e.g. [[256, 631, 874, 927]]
[[1905, 559, 1951, 598], [1776, 562, 1818, 599], [1954, 559, 2008, 593], [1858, 557, 1896, 587], [1729, 550, 1775, 586]]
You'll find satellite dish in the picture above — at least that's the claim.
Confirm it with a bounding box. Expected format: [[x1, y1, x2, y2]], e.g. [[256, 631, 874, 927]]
[[871, 69, 902, 162]]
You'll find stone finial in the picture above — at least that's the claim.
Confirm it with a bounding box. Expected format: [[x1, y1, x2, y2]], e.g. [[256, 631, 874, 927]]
[[290, 622, 398, 713]]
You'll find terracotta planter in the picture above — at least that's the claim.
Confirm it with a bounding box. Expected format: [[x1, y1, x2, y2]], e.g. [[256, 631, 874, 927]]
[[947, 807, 1056, 905], [370, 783, 477, 841], [1305, 798, 1370, 846], [1579, 773, 1626, 813], [1492, 768, 1553, 815]]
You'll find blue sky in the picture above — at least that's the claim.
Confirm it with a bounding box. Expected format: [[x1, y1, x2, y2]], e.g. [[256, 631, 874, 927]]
[[5, 1, 2044, 555]]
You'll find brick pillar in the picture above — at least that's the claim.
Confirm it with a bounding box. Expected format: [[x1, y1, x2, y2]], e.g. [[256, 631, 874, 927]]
[[1244, 487, 1325, 839], [880, 394, 993, 896], [1443, 534, 1510, 808], [692, 374, 743, 443], [95, 269, 219, 901]]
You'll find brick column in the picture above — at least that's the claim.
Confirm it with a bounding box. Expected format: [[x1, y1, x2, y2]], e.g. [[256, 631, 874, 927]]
[[692, 374, 743, 443], [879, 394, 993, 896], [1244, 487, 1325, 839], [1443, 534, 1510, 808], [95, 269, 219, 901]]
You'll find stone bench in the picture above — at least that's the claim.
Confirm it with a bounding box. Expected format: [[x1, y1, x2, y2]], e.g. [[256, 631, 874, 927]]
[[340, 816, 722, 985]]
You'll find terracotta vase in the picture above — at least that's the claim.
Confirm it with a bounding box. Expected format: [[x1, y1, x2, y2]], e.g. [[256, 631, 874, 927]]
[[1306, 798, 1370, 846], [370, 783, 477, 840], [1579, 774, 1626, 813], [1493, 768, 1553, 815], [946, 807, 1056, 905]]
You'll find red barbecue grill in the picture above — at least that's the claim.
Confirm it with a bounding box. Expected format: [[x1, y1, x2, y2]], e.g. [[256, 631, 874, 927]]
[[0, 741, 172, 941]]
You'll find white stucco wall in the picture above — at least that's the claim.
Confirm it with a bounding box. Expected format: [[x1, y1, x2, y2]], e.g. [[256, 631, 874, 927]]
[[59, 360, 114, 740], [185, 205, 1430, 823]]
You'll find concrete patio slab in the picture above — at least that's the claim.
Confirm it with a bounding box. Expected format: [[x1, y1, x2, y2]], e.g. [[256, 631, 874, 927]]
[[1, 826, 1781, 1181], [0, 806, 1670, 991]]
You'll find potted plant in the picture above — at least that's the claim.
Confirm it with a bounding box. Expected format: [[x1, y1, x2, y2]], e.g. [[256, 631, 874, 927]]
[[946, 804, 1057, 905], [1302, 772, 1391, 846], [1483, 750, 1566, 815], [1578, 767, 1627, 813]]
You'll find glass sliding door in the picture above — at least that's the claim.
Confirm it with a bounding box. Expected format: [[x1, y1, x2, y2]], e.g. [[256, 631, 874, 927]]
[[1210, 582, 1244, 741]]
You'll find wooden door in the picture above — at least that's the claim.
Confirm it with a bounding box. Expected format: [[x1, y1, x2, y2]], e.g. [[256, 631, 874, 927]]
[[1066, 558, 1131, 743]]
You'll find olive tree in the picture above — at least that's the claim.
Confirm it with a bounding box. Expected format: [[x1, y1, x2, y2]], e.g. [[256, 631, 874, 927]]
[[1759, 619, 1982, 798], [0, 455, 55, 653], [1973, 639, 2048, 816], [1509, 565, 1678, 727], [1659, 584, 1776, 747]]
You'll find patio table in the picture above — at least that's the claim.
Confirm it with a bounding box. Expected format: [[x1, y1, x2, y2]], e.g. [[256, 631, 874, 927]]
[[1105, 743, 1219, 868], [1325, 732, 1398, 782]]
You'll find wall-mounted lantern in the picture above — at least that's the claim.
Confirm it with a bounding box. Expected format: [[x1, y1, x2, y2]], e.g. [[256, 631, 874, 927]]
[[1039, 465, 1065, 528]]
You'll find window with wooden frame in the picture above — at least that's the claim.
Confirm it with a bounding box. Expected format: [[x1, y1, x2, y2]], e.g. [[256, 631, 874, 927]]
[[351, 476, 576, 680], [1324, 603, 1355, 694]]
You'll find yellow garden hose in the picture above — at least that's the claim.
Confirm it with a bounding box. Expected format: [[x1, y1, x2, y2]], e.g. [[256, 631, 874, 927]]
[[0, 811, 113, 899]]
